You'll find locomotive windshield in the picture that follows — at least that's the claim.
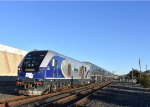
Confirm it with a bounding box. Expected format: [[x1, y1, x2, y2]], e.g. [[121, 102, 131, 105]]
[[22, 51, 48, 72]]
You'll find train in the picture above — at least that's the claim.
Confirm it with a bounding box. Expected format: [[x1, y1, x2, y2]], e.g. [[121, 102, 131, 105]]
[[16, 50, 113, 95]]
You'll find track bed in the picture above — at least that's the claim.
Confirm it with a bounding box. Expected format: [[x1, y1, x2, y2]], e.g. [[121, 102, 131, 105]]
[[0, 85, 18, 99], [87, 81, 150, 107], [0, 81, 112, 107]]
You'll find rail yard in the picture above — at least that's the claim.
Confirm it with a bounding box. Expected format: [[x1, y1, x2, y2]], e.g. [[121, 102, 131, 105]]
[[0, 1, 150, 107], [0, 45, 150, 107], [0, 81, 150, 107], [0, 81, 112, 107]]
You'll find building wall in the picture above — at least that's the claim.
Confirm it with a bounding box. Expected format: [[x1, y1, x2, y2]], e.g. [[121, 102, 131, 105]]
[[0, 44, 27, 76]]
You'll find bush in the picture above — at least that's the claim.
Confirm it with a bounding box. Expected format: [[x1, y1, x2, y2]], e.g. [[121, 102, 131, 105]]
[[141, 75, 150, 88], [136, 78, 141, 84]]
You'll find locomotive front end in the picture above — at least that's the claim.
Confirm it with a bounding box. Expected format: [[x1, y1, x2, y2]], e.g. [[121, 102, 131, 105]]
[[16, 50, 48, 95]]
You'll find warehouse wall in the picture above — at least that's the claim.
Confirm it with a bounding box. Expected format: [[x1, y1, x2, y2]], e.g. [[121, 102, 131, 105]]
[[0, 51, 24, 76], [0, 44, 27, 76]]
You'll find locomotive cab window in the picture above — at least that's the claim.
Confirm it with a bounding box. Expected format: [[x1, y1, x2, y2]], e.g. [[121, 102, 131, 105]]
[[22, 51, 48, 72]]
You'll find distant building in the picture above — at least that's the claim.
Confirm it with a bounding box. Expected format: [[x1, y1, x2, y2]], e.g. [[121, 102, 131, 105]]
[[0, 44, 27, 76], [113, 75, 118, 79], [144, 70, 150, 75]]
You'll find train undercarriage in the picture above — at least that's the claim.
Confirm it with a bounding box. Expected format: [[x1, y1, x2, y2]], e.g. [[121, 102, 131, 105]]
[[16, 78, 91, 95]]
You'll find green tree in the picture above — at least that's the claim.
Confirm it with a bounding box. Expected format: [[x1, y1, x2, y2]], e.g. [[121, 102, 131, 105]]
[[141, 75, 150, 88]]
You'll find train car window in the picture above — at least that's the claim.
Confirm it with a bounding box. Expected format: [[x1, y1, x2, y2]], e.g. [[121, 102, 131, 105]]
[[74, 68, 78, 73], [22, 51, 48, 72]]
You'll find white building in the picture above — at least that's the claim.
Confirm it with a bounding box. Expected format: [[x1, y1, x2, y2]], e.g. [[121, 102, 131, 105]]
[[0, 44, 27, 76]]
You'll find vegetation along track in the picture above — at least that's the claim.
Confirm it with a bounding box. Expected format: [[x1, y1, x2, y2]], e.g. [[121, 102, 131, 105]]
[[0, 81, 112, 107]]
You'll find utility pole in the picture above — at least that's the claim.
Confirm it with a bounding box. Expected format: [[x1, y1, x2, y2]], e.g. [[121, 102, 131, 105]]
[[132, 68, 134, 82], [139, 58, 142, 83], [146, 65, 147, 71]]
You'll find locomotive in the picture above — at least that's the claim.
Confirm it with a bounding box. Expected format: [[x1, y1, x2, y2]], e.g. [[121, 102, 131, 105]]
[[16, 50, 112, 95]]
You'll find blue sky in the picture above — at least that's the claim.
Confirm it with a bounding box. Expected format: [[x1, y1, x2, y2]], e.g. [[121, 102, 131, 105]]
[[0, 1, 150, 75]]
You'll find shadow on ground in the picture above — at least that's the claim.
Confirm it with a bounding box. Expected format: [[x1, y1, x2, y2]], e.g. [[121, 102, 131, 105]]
[[0, 76, 18, 95]]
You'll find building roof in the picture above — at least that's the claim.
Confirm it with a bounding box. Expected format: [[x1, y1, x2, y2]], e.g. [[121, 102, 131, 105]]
[[0, 44, 27, 56]]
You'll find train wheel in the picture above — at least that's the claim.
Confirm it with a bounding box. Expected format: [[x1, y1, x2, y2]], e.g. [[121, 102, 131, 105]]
[[59, 83, 63, 89], [24, 84, 27, 89], [51, 84, 57, 92], [68, 82, 71, 87], [44, 85, 51, 94]]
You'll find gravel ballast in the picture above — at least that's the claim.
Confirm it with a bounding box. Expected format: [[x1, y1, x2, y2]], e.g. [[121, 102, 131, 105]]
[[87, 81, 150, 107], [0, 86, 18, 99]]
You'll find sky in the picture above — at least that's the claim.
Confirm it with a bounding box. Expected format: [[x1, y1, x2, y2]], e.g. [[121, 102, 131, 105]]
[[0, 1, 150, 75]]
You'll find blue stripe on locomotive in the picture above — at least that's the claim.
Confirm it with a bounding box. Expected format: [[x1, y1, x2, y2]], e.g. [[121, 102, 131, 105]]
[[18, 55, 65, 79], [18, 69, 46, 79], [45, 56, 65, 78]]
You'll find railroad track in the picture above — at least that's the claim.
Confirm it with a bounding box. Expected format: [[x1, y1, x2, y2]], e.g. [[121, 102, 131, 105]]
[[0, 81, 112, 107], [46, 81, 113, 107]]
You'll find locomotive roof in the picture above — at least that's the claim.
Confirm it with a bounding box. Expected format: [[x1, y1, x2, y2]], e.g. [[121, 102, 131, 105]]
[[30, 50, 111, 74], [30, 50, 82, 64]]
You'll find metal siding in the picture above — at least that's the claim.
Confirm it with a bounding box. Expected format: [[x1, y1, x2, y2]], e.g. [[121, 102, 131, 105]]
[[61, 58, 91, 80]]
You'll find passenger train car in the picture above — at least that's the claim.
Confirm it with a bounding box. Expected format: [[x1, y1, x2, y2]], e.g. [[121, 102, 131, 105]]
[[17, 50, 112, 95]]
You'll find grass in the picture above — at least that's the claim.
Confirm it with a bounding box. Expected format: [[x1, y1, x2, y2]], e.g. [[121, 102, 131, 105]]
[[141, 75, 150, 88]]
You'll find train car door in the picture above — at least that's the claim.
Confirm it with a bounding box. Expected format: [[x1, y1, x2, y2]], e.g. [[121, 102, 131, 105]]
[[68, 64, 71, 77], [79, 66, 84, 79]]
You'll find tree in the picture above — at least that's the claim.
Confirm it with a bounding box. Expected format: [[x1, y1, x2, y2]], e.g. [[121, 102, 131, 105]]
[[126, 69, 140, 79]]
